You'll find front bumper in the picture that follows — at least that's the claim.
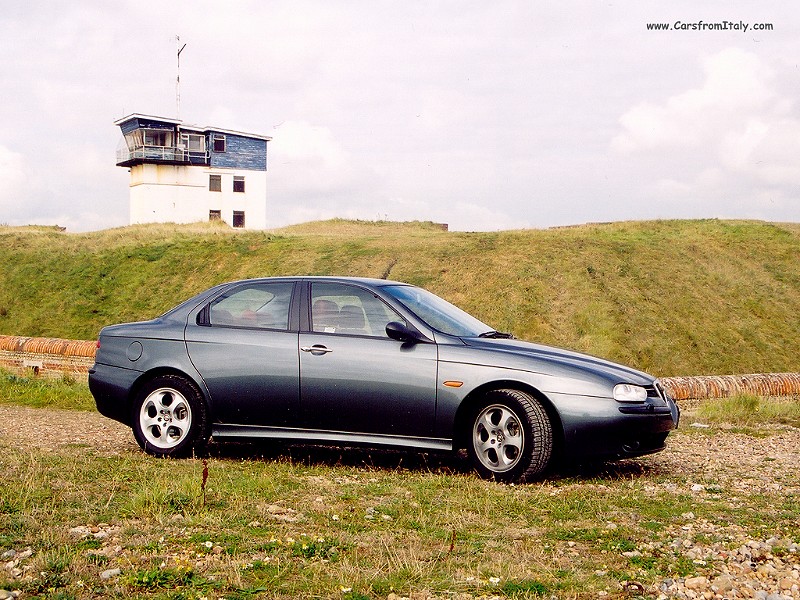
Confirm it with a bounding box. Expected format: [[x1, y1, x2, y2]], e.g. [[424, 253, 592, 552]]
[[550, 390, 680, 460]]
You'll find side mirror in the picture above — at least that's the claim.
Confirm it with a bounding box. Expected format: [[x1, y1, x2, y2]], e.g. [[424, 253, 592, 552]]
[[385, 321, 419, 343]]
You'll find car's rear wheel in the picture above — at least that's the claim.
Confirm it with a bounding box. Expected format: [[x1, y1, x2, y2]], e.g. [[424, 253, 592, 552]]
[[132, 375, 208, 457], [467, 389, 553, 483]]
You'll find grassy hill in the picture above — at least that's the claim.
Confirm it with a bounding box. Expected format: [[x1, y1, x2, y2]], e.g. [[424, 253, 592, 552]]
[[1, 218, 798, 377]]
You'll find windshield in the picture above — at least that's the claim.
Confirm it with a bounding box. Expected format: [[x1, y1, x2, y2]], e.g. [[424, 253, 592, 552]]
[[381, 285, 491, 337]]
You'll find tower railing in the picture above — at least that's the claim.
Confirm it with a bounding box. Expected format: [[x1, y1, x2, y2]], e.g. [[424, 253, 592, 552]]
[[116, 144, 209, 165]]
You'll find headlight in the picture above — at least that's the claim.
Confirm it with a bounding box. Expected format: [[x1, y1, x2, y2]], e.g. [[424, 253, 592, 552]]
[[613, 384, 648, 402]]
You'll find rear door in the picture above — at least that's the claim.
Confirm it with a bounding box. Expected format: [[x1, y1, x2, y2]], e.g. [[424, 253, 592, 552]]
[[185, 281, 300, 426]]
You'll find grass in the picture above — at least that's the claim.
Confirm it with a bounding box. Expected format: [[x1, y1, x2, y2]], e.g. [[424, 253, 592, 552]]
[[0, 433, 796, 599], [1, 218, 800, 376], [0, 377, 799, 597], [0, 370, 94, 411], [695, 393, 800, 427]]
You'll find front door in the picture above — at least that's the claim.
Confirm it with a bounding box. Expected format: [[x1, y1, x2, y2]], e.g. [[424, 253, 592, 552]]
[[299, 282, 438, 437]]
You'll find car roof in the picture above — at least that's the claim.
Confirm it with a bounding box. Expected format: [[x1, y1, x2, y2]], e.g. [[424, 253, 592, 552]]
[[223, 276, 408, 288]]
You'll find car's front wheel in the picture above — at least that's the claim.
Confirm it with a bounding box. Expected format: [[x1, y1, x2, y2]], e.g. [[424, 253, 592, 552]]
[[467, 389, 553, 483], [132, 375, 209, 457]]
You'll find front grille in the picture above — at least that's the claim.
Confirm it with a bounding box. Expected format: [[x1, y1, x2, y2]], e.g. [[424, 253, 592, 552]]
[[654, 380, 673, 400], [646, 383, 668, 407]]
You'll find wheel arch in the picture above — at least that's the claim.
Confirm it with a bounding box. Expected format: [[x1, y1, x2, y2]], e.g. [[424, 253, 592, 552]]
[[129, 367, 210, 417], [129, 367, 212, 456], [453, 380, 564, 457]]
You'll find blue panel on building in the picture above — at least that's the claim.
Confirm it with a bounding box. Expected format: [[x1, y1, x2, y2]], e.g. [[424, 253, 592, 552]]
[[209, 133, 267, 171], [119, 118, 176, 135], [119, 119, 140, 135], [138, 119, 176, 131]]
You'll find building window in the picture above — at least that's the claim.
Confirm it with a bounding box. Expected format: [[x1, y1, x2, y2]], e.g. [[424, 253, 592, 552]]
[[144, 129, 170, 146], [233, 211, 245, 228], [209, 210, 221, 221], [233, 176, 245, 193], [209, 174, 221, 192], [213, 134, 226, 152], [180, 133, 205, 152]]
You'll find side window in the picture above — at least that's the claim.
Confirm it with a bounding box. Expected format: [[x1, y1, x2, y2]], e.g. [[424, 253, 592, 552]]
[[310, 283, 405, 337], [209, 282, 293, 330]]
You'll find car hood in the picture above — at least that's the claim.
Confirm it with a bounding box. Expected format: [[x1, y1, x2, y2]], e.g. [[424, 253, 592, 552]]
[[459, 337, 655, 385]]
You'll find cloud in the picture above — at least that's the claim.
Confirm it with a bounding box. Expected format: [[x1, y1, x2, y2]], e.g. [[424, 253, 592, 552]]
[[611, 47, 800, 215], [271, 120, 349, 169], [265, 120, 387, 226], [611, 48, 774, 154], [389, 197, 530, 232], [720, 118, 800, 186], [3, 4, 800, 231], [268, 120, 365, 200], [0, 144, 25, 214]]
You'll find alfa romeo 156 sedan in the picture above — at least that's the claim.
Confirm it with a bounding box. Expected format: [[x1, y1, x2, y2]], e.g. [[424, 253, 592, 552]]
[[89, 277, 679, 482]]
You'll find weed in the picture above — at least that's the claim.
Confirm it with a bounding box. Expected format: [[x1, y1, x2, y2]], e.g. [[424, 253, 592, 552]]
[[24, 548, 73, 594], [86, 553, 108, 565], [671, 555, 698, 577], [289, 537, 342, 560], [127, 566, 200, 590], [42, 593, 75, 600], [74, 538, 102, 550], [602, 537, 637, 553], [201, 458, 209, 508], [548, 527, 602, 542], [501, 579, 549, 596], [165, 492, 193, 513]]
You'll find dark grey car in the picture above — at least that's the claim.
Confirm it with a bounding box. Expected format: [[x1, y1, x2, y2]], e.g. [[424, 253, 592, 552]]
[[89, 277, 679, 482]]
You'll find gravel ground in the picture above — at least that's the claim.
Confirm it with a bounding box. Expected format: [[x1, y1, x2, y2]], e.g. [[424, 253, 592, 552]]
[[639, 424, 800, 600], [1, 405, 798, 599], [0, 405, 137, 454], [2, 405, 798, 488]]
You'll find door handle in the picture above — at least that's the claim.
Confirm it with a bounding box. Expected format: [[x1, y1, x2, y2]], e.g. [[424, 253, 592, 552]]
[[301, 345, 334, 355]]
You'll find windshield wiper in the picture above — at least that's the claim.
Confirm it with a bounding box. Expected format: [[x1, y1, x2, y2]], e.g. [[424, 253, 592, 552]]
[[478, 330, 514, 339]]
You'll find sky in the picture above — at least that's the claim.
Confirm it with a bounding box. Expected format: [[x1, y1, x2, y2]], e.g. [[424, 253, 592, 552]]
[[1, 1, 799, 232]]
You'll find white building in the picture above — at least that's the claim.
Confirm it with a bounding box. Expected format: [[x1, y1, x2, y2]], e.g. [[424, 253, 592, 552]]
[[114, 114, 271, 229]]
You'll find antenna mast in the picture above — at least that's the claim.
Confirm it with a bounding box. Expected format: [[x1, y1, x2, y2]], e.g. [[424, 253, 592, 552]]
[[176, 36, 187, 118]]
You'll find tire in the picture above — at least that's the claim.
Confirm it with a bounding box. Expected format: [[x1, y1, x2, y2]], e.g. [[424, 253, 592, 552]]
[[466, 389, 553, 483], [131, 375, 209, 458]]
